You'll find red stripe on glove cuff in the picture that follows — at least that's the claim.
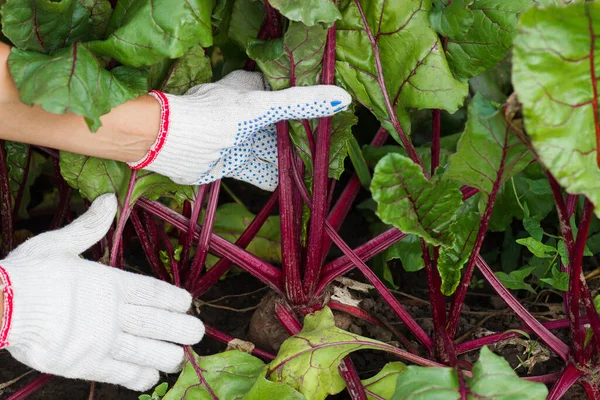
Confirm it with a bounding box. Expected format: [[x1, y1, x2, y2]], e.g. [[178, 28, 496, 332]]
[[0, 265, 14, 348], [128, 90, 171, 170]]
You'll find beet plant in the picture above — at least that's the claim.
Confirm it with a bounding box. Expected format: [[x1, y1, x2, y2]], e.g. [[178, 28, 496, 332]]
[[2, 0, 600, 398]]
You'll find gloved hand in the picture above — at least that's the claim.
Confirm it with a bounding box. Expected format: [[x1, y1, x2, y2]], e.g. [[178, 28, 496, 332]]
[[127, 71, 352, 190], [0, 194, 204, 391]]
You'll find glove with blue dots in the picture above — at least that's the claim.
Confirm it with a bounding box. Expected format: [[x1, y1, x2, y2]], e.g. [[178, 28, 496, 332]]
[[127, 71, 352, 191]]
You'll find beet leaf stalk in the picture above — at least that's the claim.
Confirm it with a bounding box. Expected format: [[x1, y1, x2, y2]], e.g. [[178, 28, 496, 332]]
[[303, 25, 336, 298], [276, 119, 305, 304], [0, 140, 13, 257]]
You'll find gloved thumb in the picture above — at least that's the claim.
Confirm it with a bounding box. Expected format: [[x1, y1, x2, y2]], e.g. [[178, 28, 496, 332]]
[[15, 193, 118, 256]]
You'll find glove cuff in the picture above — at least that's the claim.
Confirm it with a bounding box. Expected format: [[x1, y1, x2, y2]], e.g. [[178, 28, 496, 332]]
[[127, 90, 171, 171], [0, 265, 14, 349]]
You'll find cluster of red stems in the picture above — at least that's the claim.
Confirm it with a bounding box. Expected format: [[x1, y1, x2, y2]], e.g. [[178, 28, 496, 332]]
[[1, 2, 600, 399]]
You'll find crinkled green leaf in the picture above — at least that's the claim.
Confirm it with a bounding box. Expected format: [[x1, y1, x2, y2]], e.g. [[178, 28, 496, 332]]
[[8, 44, 148, 131], [496, 266, 536, 294], [335, 0, 467, 140], [438, 210, 481, 295], [445, 0, 530, 82], [160, 44, 212, 95], [513, 3, 600, 217], [243, 367, 306, 400], [371, 153, 463, 247], [229, 0, 265, 50], [163, 350, 265, 400], [391, 347, 547, 399], [252, 22, 327, 90], [1, 0, 111, 53], [87, 0, 212, 67], [269, 0, 341, 27], [59, 153, 192, 206], [447, 94, 533, 195], [362, 362, 406, 400], [430, 0, 474, 39], [469, 347, 548, 399], [207, 203, 281, 269], [212, 0, 234, 45], [289, 106, 357, 179], [267, 307, 393, 400], [517, 237, 557, 258], [246, 38, 284, 62], [148, 58, 177, 91], [541, 267, 569, 291]]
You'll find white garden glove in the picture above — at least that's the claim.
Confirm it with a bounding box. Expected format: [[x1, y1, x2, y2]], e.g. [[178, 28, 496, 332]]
[[127, 70, 352, 190], [0, 194, 204, 391]]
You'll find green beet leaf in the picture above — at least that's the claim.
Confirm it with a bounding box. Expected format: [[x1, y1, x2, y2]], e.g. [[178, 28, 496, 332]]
[[1, 0, 111, 53], [430, 0, 474, 39], [250, 21, 327, 90], [335, 0, 467, 141], [59, 152, 192, 206], [438, 209, 481, 295], [163, 350, 265, 400], [207, 203, 281, 269], [160, 44, 213, 95], [446, 94, 532, 196], [8, 44, 148, 131], [391, 347, 547, 399], [445, 0, 530, 82], [361, 362, 406, 400], [371, 153, 463, 247], [267, 307, 396, 400], [228, 0, 265, 51], [269, 0, 341, 27], [391, 363, 460, 400], [87, 0, 212, 68], [512, 2, 600, 217], [243, 367, 306, 400]]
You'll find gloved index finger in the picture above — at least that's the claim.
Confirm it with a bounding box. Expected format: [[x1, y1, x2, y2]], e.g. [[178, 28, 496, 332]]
[[118, 270, 193, 313], [247, 85, 352, 124]]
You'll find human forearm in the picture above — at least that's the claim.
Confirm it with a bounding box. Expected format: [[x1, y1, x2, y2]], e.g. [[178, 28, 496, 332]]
[[0, 43, 160, 163]]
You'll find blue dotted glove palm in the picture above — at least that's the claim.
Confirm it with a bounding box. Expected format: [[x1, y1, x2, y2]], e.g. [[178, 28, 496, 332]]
[[128, 71, 352, 190]]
